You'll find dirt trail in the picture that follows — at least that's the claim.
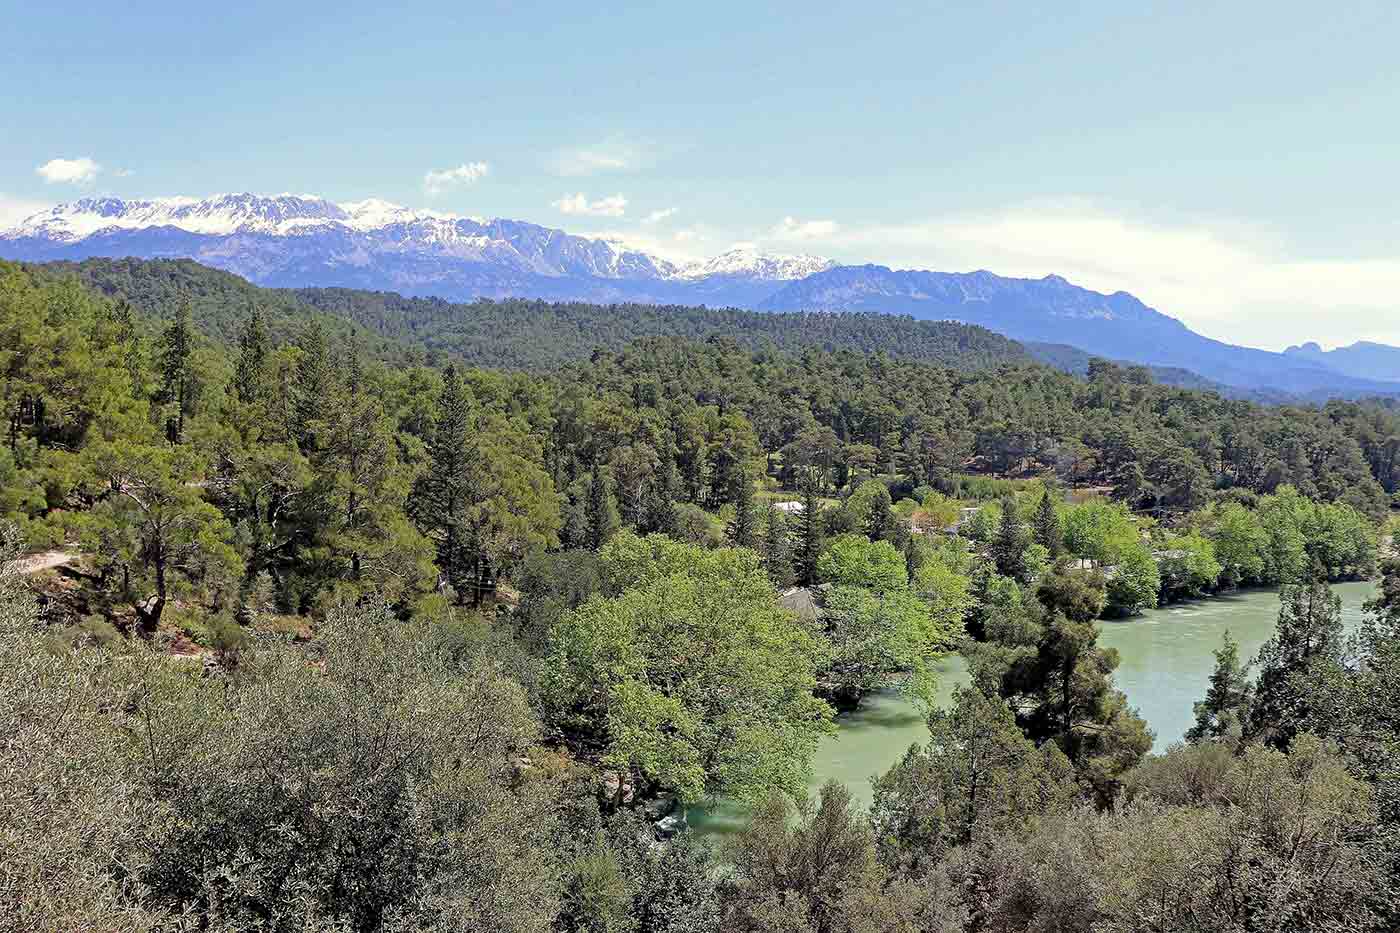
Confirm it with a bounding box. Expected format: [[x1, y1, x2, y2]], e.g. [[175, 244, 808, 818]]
[[7, 550, 77, 575]]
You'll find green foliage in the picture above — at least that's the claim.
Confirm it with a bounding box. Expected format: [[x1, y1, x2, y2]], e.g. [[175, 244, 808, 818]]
[[871, 686, 1075, 873], [816, 533, 907, 594], [1249, 581, 1345, 749], [1205, 500, 1267, 587], [1104, 541, 1161, 616], [545, 532, 834, 804], [1186, 630, 1252, 743], [720, 782, 941, 933], [1155, 531, 1221, 601]]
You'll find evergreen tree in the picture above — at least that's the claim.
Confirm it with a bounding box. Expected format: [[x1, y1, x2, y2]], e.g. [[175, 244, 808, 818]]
[[864, 482, 897, 543], [761, 501, 795, 587], [1249, 581, 1344, 748], [233, 304, 269, 405], [990, 495, 1029, 582], [1187, 630, 1252, 742], [1032, 487, 1061, 556], [412, 365, 474, 601], [586, 466, 620, 550], [291, 320, 333, 451], [158, 299, 194, 444], [727, 470, 757, 548], [644, 460, 680, 537], [110, 299, 145, 398], [794, 477, 825, 586]]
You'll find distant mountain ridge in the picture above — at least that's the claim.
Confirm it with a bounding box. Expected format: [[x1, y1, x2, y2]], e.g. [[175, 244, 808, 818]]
[[3, 193, 1397, 398], [1283, 341, 1400, 383]]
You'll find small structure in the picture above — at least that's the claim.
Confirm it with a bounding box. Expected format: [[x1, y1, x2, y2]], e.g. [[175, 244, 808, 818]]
[[778, 584, 830, 623], [773, 500, 805, 514]]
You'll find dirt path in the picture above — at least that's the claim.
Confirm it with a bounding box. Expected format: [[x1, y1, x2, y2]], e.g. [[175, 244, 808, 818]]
[[7, 550, 77, 575]]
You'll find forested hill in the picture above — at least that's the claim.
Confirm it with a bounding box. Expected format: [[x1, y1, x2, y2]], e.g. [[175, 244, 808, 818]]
[[31, 257, 1033, 373]]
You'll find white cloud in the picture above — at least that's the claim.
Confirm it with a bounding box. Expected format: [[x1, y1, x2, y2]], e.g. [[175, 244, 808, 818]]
[[0, 194, 51, 229], [643, 207, 678, 224], [423, 161, 489, 195], [821, 201, 1400, 349], [772, 216, 840, 240], [674, 229, 699, 242], [548, 138, 646, 177], [36, 157, 101, 184], [553, 192, 628, 217]]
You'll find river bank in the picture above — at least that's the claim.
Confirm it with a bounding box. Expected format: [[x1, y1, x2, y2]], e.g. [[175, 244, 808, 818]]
[[690, 580, 1377, 836]]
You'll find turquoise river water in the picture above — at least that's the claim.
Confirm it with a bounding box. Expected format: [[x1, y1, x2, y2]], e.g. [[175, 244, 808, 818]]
[[689, 581, 1375, 835]]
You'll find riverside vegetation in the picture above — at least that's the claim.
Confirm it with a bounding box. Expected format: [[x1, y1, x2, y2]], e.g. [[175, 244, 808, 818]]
[[3, 256, 1400, 931]]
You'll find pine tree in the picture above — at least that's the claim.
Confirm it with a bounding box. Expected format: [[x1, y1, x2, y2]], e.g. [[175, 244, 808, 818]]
[[1032, 488, 1061, 556], [864, 483, 896, 543], [233, 304, 269, 405], [292, 320, 333, 451], [648, 460, 681, 536], [1187, 630, 1252, 742], [761, 501, 795, 587], [111, 299, 145, 398], [158, 299, 194, 444], [794, 478, 824, 586], [728, 471, 757, 548], [587, 466, 621, 550], [413, 365, 474, 601], [1249, 581, 1344, 748], [990, 495, 1029, 581]]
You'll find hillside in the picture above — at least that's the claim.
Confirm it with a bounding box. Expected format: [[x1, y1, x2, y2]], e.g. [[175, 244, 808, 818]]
[[760, 265, 1400, 397], [33, 257, 1033, 373]]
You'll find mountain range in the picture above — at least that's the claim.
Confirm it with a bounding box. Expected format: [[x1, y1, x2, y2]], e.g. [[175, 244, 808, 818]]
[[2, 193, 1396, 398]]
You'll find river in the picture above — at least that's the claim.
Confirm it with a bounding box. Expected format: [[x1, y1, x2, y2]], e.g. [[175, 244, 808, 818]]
[[689, 580, 1376, 835]]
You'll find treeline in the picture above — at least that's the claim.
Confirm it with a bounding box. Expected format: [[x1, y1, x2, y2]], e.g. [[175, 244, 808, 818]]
[[35, 256, 1033, 372]]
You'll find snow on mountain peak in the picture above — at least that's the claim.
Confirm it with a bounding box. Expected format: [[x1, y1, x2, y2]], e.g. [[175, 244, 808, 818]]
[[675, 247, 836, 281], [0, 193, 837, 286]]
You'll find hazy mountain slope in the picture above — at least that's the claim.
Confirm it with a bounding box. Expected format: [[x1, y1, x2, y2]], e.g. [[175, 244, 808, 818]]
[[1283, 340, 1400, 383], [760, 265, 1398, 396], [34, 257, 1032, 374], [7, 194, 1397, 398]]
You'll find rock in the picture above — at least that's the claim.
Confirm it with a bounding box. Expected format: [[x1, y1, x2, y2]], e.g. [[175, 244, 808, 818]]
[[654, 813, 687, 839], [643, 793, 677, 821], [599, 770, 636, 806]]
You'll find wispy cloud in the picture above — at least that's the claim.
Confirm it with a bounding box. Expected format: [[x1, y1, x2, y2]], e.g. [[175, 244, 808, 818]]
[[0, 194, 51, 229], [643, 207, 678, 224], [423, 161, 490, 195], [548, 138, 648, 177], [553, 192, 628, 217], [36, 157, 101, 184], [772, 216, 840, 240]]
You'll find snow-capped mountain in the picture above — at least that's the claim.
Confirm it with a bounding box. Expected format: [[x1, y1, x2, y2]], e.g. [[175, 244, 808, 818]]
[[676, 248, 835, 281], [5, 192, 1399, 398], [0, 194, 837, 299]]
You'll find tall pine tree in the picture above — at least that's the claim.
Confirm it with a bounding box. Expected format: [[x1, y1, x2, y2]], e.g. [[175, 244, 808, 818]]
[[1187, 630, 1252, 742], [728, 469, 757, 548], [761, 501, 795, 587], [413, 365, 474, 601], [586, 466, 620, 550], [1032, 488, 1061, 556], [233, 304, 269, 405], [291, 320, 333, 451], [795, 478, 824, 586], [158, 299, 194, 444]]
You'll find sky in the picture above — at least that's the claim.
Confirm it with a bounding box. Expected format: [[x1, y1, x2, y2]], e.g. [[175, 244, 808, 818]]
[[2, 0, 1398, 350]]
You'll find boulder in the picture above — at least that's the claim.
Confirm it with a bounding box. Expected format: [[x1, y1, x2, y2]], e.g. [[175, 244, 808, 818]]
[[654, 813, 687, 840]]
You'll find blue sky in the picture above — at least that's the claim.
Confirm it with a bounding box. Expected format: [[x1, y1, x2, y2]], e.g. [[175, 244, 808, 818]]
[[3, 0, 1398, 348]]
